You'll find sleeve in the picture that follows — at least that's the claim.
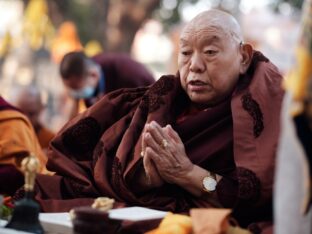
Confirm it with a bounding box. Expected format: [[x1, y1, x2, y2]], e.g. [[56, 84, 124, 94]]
[[0, 114, 47, 172], [216, 167, 261, 208]]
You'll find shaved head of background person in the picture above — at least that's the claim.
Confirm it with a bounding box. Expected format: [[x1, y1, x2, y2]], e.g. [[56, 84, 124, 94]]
[[15, 86, 55, 151]]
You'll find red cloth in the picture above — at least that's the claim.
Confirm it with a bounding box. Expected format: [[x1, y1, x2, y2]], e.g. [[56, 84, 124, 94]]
[[0, 96, 20, 112], [31, 51, 284, 231], [0, 164, 24, 195]]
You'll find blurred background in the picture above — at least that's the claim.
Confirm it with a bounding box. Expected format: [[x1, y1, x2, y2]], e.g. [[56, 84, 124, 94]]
[[0, 0, 304, 132]]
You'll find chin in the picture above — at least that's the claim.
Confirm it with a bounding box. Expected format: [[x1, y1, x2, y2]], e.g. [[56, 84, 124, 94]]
[[188, 93, 213, 104]]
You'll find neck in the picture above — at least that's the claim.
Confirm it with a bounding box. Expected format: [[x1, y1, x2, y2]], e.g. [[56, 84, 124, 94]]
[[190, 96, 231, 111]]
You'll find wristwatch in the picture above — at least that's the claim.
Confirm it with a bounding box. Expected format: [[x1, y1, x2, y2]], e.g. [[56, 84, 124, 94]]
[[202, 172, 217, 192]]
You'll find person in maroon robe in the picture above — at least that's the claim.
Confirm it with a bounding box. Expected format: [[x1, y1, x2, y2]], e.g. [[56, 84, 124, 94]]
[[60, 51, 155, 117], [0, 97, 24, 195], [0, 97, 48, 195], [30, 10, 284, 233]]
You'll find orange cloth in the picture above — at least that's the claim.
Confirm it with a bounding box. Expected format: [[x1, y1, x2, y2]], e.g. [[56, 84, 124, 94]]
[[146, 213, 192, 234], [191, 209, 231, 234], [37, 126, 55, 149], [190, 209, 251, 234], [51, 21, 83, 63], [0, 110, 48, 174]]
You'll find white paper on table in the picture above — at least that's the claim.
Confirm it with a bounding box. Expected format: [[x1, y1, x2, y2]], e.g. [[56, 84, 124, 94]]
[[39, 212, 72, 234], [108, 206, 168, 221]]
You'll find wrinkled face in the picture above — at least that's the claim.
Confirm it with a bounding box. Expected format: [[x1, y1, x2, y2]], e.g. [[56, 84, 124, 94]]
[[178, 22, 243, 106]]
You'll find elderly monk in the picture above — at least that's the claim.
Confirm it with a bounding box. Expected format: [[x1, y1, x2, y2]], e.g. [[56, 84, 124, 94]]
[[31, 10, 284, 232], [15, 86, 55, 151], [0, 96, 48, 195]]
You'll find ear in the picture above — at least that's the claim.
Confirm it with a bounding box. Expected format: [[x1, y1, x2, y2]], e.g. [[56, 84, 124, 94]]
[[89, 66, 100, 83], [239, 43, 253, 74]]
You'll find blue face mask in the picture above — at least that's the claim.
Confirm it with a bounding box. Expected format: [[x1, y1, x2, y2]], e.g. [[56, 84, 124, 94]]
[[69, 86, 95, 99]]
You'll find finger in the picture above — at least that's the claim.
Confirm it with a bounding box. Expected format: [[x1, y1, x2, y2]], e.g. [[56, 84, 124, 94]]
[[143, 152, 153, 183], [164, 124, 182, 144], [141, 124, 150, 157], [145, 146, 177, 169], [141, 134, 146, 157], [163, 125, 187, 163], [143, 154, 162, 183], [143, 132, 162, 153], [146, 121, 166, 145], [144, 147, 162, 185]]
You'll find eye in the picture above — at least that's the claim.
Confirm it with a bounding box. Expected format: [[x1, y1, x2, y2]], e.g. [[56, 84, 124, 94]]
[[204, 50, 218, 55], [181, 51, 192, 56]]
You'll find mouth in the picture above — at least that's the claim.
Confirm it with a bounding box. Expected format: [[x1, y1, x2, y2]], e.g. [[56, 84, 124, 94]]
[[187, 80, 210, 92]]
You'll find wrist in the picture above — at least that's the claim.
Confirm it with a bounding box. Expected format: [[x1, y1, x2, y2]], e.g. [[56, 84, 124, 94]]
[[176, 165, 219, 197], [176, 163, 195, 187]]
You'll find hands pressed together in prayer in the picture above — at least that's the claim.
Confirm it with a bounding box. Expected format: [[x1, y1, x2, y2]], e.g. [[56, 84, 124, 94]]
[[141, 121, 213, 196], [142, 121, 193, 185]]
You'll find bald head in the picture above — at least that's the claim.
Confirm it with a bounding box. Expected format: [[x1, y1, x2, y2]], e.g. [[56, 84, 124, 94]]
[[178, 9, 253, 107], [16, 86, 44, 131], [181, 9, 243, 44], [16, 87, 43, 108]]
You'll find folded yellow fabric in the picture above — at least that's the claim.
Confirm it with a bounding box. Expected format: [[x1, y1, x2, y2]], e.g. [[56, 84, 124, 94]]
[[191, 208, 231, 234], [146, 209, 251, 234], [145, 213, 192, 234], [190, 208, 251, 234]]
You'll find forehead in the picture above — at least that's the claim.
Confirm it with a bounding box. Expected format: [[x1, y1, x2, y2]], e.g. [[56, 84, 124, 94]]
[[180, 22, 229, 44]]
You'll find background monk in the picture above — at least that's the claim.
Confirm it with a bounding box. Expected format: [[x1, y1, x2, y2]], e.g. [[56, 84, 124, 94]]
[[31, 10, 284, 233], [15, 86, 55, 152], [0, 96, 48, 195], [60, 51, 155, 117]]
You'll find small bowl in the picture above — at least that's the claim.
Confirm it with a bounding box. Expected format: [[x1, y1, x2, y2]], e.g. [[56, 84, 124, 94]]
[[71, 206, 121, 234]]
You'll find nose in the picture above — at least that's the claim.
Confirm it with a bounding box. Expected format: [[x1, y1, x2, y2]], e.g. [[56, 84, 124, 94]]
[[189, 52, 205, 73]]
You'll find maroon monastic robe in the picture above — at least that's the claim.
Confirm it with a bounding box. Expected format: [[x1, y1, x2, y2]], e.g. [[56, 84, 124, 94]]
[[31, 52, 284, 231]]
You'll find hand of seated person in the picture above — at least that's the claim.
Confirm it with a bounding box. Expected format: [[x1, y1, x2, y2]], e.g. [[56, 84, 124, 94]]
[[143, 121, 194, 186], [142, 125, 164, 188]]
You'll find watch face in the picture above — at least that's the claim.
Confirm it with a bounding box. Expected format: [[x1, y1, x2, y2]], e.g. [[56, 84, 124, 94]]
[[203, 176, 217, 192]]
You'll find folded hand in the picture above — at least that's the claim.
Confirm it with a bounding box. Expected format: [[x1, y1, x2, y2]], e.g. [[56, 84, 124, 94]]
[[142, 121, 194, 185]]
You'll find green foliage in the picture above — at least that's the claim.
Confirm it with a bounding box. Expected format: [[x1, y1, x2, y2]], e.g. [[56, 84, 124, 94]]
[[0, 205, 13, 220]]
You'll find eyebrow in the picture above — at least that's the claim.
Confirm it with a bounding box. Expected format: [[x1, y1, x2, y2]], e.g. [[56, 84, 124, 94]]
[[179, 35, 222, 46], [201, 35, 221, 45], [179, 38, 190, 45]]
